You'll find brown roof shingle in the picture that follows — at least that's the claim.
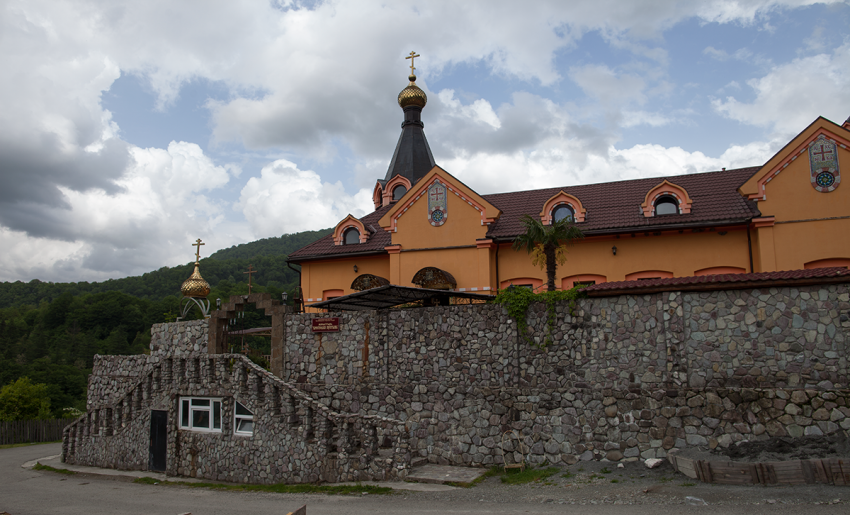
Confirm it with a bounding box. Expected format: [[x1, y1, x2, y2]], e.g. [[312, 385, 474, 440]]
[[582, 267, 850, 296], [289, 167, 762, 262], [483, 166, 761, 239]]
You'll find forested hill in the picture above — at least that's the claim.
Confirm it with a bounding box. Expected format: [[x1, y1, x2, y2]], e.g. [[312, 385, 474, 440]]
[[0, 228, 332, 309], [210, 228, 331, 260]]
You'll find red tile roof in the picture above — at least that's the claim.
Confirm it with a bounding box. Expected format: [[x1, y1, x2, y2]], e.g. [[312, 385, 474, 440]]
[[289, 167, 762, 262], [482, 166, 761, 238], [288, 206, 393, 261], [582, 267, 850, 296]]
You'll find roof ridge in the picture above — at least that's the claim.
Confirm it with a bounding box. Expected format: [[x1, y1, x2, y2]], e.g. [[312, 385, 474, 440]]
[[482, 166, 761, 199]]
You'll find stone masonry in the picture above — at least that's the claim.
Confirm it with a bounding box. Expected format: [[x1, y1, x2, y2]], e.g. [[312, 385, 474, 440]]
[[67, 282, 850, 480]]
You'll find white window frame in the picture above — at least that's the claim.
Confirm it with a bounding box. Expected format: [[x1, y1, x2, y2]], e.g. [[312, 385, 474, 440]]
[[179, 397, 222, 433], [234, 401, 254, 436]]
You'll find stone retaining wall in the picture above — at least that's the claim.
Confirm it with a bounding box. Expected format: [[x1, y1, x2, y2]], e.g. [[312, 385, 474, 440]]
[[293, 382, 850, 466], [283, 284, 849, 390], [81, 282, 850, 474]]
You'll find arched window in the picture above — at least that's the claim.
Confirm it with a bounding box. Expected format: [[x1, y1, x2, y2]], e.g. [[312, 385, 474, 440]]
[[392, 184, 407, 201], [654, 196, 679, 215], [343, 227, 360, 245], [552, 204, 574, 223]]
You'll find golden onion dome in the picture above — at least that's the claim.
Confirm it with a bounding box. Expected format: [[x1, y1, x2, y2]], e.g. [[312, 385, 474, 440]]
[[398, 74, 427, 108], [181, 264, 211, 298]]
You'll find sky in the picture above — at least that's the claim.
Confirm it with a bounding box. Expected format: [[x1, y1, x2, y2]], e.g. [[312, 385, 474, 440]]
[[1, 0, 849, 283]]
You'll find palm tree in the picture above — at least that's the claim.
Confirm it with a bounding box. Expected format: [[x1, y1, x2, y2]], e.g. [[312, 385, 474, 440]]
[[512, 215, 584, 292]]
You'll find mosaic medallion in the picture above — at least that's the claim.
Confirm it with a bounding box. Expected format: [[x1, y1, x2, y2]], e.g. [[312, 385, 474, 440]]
[[427, 180, 448, 227], [808, 134, 840, 193]]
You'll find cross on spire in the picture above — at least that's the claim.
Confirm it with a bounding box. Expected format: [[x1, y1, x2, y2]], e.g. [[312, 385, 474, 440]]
[[192, 238, 205, 264], [244, 265, 256, 294], [405, 51, 420, 75]]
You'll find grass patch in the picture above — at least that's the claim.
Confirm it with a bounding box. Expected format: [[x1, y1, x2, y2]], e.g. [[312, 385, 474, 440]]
[[33, 462, 75, 475], [560, 472, 573, 479], [610, 479, 619, 483], [501, 467, 560, 485], [0, 440, 61, 450], [680, 482, 696, 487], [600, 467, 611, 474], [133, 477, 392, 495]]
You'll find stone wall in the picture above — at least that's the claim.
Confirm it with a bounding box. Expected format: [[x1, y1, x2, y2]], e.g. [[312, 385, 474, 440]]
[[87, 355, 149, 409], [86, 320, 209, 409], [150, 319, 208, 357], [66, 353, 410, 484], [279, 283, 849, 466], [73, 282, 850, 478], [283, 284, 849, 391]]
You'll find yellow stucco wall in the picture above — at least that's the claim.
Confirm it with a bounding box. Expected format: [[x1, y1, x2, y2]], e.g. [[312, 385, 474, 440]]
[[390, 185, 489, 249], [498, 228, 751, 285], [750, 127, 850, 271], [301, 255, 390, 302]]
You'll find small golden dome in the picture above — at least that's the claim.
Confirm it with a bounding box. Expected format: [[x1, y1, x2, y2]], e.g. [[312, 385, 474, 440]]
[[398, 74, 427, 108], [181, 264, 211, 298]]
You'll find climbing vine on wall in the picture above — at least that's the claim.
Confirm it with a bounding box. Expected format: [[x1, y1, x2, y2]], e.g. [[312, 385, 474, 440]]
[[493, 285, 585, 348]]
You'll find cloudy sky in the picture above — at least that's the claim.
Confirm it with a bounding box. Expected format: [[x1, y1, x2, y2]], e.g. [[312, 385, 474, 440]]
[[2, 0, 849, 283]]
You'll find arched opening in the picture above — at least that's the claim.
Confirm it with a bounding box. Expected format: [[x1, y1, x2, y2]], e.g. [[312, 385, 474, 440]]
[[552, 204, 574, 223], [343, 227, 360, 245], [392, 184, 407, 201], [654, 195, 679, 215]]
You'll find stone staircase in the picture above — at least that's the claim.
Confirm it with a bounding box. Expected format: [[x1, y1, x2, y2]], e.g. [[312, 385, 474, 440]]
[[62, 353, 411, 483]]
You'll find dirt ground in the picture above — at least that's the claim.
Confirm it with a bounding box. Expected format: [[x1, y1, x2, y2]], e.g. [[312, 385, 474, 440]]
[[707, 431, 850, 463]]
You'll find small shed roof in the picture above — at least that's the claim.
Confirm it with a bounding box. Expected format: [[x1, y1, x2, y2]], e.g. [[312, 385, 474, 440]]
[[308, 285, 492, 311]]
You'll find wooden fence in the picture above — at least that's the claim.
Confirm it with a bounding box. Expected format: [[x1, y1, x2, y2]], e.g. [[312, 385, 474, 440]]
[[0, 419, 68, 446]]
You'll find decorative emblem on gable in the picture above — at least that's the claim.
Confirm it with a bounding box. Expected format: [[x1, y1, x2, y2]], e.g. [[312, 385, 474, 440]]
[[427, 180, 448, 226], [809, 135, 840, 192]]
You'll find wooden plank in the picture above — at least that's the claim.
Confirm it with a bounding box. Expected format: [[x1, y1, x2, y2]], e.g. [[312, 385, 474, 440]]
[[801, 459, 817, 484], [827, 459, 849, 486], [699, 460, 713, 483]]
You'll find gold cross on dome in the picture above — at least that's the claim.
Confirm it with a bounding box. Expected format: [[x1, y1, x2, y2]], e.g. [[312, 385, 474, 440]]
[[192, 238, 205, 263], [405, 51, 420, 75]]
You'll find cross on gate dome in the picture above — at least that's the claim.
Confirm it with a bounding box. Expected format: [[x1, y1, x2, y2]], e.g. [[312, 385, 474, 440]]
[[181, 239, 211, 298]]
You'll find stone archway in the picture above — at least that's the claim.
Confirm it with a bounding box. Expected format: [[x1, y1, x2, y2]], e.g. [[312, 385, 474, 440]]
[[207, 293, 291, 378]]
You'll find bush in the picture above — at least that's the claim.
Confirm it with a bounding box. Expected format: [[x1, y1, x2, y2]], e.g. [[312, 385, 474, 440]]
[[0, 377, 52, 421]]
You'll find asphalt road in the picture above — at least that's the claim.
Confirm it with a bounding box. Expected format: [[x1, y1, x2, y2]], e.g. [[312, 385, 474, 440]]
[[1, 443, 848, 515]]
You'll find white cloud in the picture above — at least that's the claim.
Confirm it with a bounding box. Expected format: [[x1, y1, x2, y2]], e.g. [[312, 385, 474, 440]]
[[712, 43, 850, 135], [0, 0, 845, 282], [0, 142, 238, 282], [237, 160, 374, 238]]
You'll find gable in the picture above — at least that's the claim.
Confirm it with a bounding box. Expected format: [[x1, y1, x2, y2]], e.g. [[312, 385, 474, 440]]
[[739, 117, 850, 222], [378, 166, 501, 249]]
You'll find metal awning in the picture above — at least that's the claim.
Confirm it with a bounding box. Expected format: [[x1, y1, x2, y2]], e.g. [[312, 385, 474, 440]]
[[308, 285, 493, 311]]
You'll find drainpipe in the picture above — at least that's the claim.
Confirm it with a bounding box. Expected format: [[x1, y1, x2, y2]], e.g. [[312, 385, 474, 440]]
[[494, 239, 500, 292], [286, 261, 301, 306], [746, 225, 754, 273]]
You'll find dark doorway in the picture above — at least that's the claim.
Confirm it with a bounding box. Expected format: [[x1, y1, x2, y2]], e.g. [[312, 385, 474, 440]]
[[149, 410, 167, 472]]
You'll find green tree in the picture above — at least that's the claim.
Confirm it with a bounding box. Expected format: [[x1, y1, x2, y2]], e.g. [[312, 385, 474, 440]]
[[512, 215, 584, 292], [0, 377, 52, 421]]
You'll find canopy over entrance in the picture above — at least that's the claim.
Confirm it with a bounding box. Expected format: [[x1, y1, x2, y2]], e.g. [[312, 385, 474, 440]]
[[308, 285, 492, 311]]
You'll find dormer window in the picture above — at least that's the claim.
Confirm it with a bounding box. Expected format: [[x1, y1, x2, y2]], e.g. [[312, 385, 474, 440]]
[[552, 204, 574, 223], [642, 180, 692, 218], [343, 227, 361, 245], [654, 195, 679, 215], [392, 185, 407, 201]]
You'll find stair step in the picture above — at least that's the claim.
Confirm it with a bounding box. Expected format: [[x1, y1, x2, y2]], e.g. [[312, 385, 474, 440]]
[[405, 464, 488, 485]]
